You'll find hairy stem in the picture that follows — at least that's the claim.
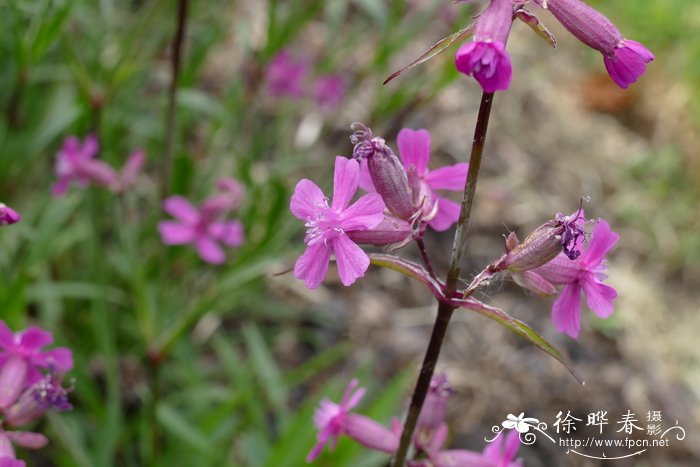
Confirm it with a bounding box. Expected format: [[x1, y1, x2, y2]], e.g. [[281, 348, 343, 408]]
[[393, 92, 495, 466], [161, 0, 189, 200]]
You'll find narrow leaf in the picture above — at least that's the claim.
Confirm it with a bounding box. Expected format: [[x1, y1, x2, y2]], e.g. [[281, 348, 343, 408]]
[[515, 8, 557, 48], [383, 22, 476, 85], [453, 297, 584, 384], [369, 254, 444, 298]]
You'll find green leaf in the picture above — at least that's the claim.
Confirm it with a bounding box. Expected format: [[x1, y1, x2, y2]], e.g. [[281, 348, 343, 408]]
[[369, 254, 444, 298], [453, 297, 584, 384], [157, 403, 214, 453], [383, 22, 476, 85]]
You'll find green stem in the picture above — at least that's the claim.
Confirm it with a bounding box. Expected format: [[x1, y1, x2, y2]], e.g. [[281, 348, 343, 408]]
[[392, 92, 495, 466], [161, 0, 189, 200]]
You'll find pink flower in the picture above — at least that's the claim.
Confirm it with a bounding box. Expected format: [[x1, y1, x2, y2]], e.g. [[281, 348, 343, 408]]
[[538, 0, 653, 89], [455, 0, 514, 92], [533, 219, 619, 338], [117, 149, 145, 191], [313, 74, 346, 110], [307, 379, 399, 462], [0, 428, 48, 467], [0, 322, 73, 409], [0, 204, 20, 226], [291, 156, 385, 289], [51, 135, 119, 197], [603, 40, 654, 90], [5, 370, 73, 426], [158, 190, 245, 265], [425, 430, 523, 467], [265, 50, 309, 99], [360, 129, 467, 232]]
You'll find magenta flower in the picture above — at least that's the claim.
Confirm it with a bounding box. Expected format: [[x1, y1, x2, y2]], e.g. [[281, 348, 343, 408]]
[[313, 74, 346, 110], [265, 50, 309, 99], [51, 135, 119, 197], [158, 192, 245, 265], [538, 0, 653, 89], [360, 129, 467, 232], [307, 379, 399, 462], [117, 149, 145, 191], [0, 204, 20, 226], [534, 219, 619, 338], [291, 156, 385, 289], [5, 371, 73, 426], [455, 0, 514, 92], [421, 430, 523, 467], [0, 428, 48, 467], [0, 322, 73, 409], [604, 40, 655, 89]]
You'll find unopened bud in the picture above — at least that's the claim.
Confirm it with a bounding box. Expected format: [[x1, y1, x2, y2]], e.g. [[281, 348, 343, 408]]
[[505, 210, 585, 271], [350, 123, 415, 220], [346, 215, 412, 247]]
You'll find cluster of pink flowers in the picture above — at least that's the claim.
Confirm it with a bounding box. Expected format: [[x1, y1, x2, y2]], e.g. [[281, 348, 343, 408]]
[[159, 177, 245, 264], [290, 125, 466, 289], [308, 375, 523, 466], [0, 322, 73, 466], [52, 135, 145, 197], [265, 50, 346, 110], [454, 0, 654, 91]]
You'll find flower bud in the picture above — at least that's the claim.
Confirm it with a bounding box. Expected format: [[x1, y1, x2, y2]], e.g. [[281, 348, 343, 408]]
[[0, 204, 21, 226], [346, 215, 412, 247], [350, 123, 415, 221], [505, 210, 585, 271], [416, 373, 452, 433], [5, 372, 73, 427]]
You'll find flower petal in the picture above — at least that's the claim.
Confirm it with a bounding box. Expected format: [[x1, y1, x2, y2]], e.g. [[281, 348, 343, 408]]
[[195, 237, 226, 264], [31, 347, 73, 373], [397, 128, 431, 175], [551, 283, 582, 338], [19, 327, 53, 351], [582, 278, 617, 319], [210, 220, 245, 247], [163, 196, 199, 224], [425, 163, 468, 191], [294, 243, 332, 289], [332, 235, 370, 287], [339, 193, 385, 231], [290, 179, 326, 220], [158, 221, 196, 245], [331, 156, 360, 211], [51, 177, 71, 197], [428, 197, 461, 232], [0, 323, 16, 351], [580, 220, 618, 268]]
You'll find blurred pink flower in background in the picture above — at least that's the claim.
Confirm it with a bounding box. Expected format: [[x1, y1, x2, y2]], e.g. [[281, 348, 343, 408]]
[[52, 136, 146, 196], [307, 379, 400, 462], [52, 135, 118, 196], [264, 50, 309, 99], [313, 74, 346, 110], [0, 323, 73, 409], [425, 429, 523, 467], [159, 179, 245, 264], [0, 429, 47, 467], [0, 205, 20, 226], [291, 156, 385, 289]]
